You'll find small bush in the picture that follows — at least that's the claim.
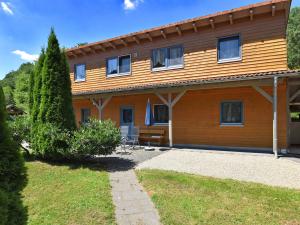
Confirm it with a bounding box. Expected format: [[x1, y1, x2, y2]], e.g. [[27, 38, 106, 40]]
[[8, 115, 31, 145], [71, 119, 121, 157], [31, 123, 72, 160]]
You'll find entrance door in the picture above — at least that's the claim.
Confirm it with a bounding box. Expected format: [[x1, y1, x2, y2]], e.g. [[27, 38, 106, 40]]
[[120, 106, 134, 126]]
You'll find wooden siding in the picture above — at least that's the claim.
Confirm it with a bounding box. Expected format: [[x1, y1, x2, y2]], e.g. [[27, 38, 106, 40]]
[[70, 11, 288, 94], [73, 83, 288, 149]]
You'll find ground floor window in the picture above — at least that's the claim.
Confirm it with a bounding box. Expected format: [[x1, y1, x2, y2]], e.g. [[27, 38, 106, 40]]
[[81, 108, 90, 124], [153, 104, 169, 124], [120, 106, 134, 125], [221, 101, 243, 125]]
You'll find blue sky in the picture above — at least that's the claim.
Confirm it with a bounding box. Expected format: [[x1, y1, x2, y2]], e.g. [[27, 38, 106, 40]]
[[0, 0, 299, 79]]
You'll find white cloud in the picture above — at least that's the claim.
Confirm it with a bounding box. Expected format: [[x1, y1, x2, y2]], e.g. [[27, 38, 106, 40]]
[[123, 0, 143, 10], [12, 50, 38, 61], [1, 2, 13, 15]]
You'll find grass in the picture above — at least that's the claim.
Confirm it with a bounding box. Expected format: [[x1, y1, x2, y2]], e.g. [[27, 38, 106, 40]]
[[137, 169, 300, 225], [23, 161, 115, 225]]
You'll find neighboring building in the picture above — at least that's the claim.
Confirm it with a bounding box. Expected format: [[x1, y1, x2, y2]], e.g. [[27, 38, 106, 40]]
[[66, 0, 300, 155]]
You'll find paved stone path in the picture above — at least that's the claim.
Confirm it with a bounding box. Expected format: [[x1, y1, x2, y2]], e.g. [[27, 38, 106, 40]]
[[96, 148, 164, 225], [109, 170, 160, 225]]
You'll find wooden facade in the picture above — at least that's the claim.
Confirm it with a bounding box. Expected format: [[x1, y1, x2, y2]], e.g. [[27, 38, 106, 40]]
[[67, 0, 295, 151]]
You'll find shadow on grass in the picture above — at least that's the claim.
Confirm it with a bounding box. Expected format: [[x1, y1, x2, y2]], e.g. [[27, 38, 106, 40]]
[[26, 156, 137, 173]]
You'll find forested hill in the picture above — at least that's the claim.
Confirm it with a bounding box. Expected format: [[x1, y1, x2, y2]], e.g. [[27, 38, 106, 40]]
[[0, 63, 34, 113]]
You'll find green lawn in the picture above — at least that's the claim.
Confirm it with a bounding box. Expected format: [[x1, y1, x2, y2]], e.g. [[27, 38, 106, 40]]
[[23, 161, 115, 225], [137, 169, 300, 225]]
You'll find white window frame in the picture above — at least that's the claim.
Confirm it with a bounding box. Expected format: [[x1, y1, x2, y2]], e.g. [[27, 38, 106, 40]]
[[220, 101, 244, 127], [106, 54, 131, 78], [151, 45, 184, 72], [74, 64, 86, 82], [217, 35, 242, 64], [153, 104, 169, 126]]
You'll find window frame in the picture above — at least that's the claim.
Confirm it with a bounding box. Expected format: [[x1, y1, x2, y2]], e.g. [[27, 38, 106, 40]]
[[153, 104, 169, 126], [120, 106, 134, 126], [81, 108, 91, 124], [74, 64, 86, 82], [151, 45, 184, 72], [106, 54, 131, 78], [217, 35, 242, 64], [220, 101, 244, 126]]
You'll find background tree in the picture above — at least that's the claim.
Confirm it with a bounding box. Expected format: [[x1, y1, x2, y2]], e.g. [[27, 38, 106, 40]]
[[0, 86, 27, 224], [31, 49, 45, 123], [287, 7, 300, 69], [0, 63, 34, 112], [14, 71, 30, 112], [38, 29, 76, 130]]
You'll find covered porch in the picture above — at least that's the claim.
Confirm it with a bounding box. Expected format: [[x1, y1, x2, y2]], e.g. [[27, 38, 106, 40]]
[[72, 70, 300, 157]]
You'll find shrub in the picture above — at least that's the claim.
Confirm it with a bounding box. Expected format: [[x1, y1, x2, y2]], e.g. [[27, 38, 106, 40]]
[[8, 115, 31, 145], [71, 119, 121, 157], [31, 123, 72, 160]]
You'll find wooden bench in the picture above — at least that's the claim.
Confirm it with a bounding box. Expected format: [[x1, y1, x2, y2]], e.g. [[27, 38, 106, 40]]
[[139, 129, 165, 145]]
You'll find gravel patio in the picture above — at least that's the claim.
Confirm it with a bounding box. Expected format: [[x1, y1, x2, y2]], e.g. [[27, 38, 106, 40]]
[[136, 149, 300, 189]]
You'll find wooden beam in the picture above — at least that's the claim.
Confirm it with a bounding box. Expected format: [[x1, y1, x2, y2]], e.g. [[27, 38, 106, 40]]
[[272, 4, 276, 16], [108, 42, 116, 49], [249, 9, 254, 21], [120, 39, 128, 47], [176, 26, 182, 36], [96, 44, 105, 52], [209, 19, 215, 29], [171, 91, 186, 107], [229, 14, 233, 25], [290, 89, 300, 102], [289, 80, 300, 86], [252, 85, 273, 103], [160, 30, 167, 39], [133, 36, 140, 44], [192, 22, 198, 32], [146, 32, 153, 42], [155, 93, 168, 105], [78, 48, 86, 55], [87, 47, 96, 54]]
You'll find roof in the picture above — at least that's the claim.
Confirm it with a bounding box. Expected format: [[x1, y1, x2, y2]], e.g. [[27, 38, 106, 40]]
[[72, 70, 300, 97], [66, 0, 291, 58]]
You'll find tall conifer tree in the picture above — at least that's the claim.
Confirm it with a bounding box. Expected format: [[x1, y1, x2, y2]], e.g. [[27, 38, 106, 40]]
[[38, 29, 75, 130], [0, 86, 27, 224], [31, 48, 45, 123]]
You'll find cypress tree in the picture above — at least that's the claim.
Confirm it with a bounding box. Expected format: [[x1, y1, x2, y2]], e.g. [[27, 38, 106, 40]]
[[0, 86, 27, 224], [31, 48, 45, 123], [59, 50, 76, 130], [38, 28, 75, 130]]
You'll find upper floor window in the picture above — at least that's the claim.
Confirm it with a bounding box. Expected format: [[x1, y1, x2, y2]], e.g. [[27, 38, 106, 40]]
[[106, 55, 131, 77], [217, 35, 241, 63], [152, 45, 183, 71], [220, 101, 243, 125], [74, 64, 86, 81]]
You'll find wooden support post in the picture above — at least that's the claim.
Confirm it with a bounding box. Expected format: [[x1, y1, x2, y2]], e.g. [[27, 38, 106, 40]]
[[155, 91, 186, 148], [91, 96, 112, 120], [273, 76, 278, 158]]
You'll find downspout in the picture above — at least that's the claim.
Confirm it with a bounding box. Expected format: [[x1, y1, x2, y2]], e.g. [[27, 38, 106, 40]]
[[273, 76, 278, 158]]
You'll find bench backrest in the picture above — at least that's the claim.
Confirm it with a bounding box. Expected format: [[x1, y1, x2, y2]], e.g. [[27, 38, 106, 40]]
[[140, 129, 165, 136]]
